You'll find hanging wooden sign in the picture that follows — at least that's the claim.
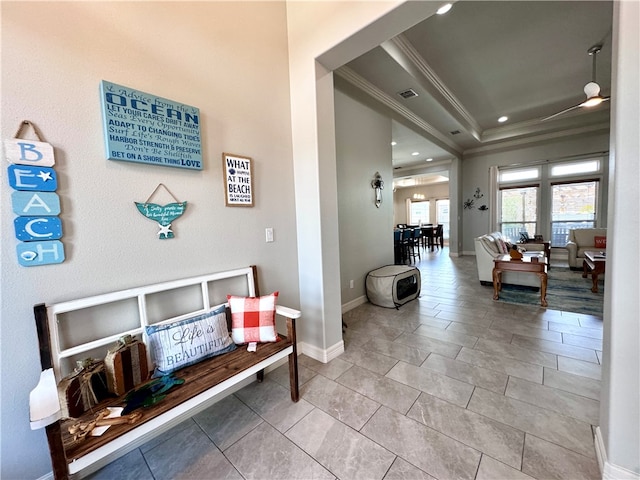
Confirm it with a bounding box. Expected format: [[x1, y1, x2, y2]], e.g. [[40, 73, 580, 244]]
[[16, 240, 65, 267], [8, 165, 58, 191], [4, 138, 55, 167], [12, 191, 61, 216], [14, 217, 63, 241], [135, 184, 187, 239], [5, 121, 65, 267], [100, 80, 203, 170]]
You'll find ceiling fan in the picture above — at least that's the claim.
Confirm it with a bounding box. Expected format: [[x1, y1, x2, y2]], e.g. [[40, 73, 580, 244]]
[[541, 44, 610, 122]]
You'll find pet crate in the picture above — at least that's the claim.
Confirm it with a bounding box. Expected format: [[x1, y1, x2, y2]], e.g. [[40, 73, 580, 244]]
[[365, 265, 421, 308]]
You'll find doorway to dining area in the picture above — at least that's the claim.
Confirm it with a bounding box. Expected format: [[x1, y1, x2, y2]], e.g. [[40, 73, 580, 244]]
[[393, 178, 450, 251], [394, 224, 447, 265]]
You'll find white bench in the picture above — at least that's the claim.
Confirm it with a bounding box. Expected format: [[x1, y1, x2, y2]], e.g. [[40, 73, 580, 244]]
[[29, 266, 300, 479]]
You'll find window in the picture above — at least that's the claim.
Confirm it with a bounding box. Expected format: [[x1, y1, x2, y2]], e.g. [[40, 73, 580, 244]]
[[409, 201, 429, 225], [499, 186, 538, 243], [495, 157, 605, 249], [550, 180, 599, 246], [550, 160, 599, 177], [499, 167, 540, 183], [436, 199, 450, 240]]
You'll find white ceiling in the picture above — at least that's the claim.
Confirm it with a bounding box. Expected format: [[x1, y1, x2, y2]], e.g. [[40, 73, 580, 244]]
[[336, 1, 613, 187]]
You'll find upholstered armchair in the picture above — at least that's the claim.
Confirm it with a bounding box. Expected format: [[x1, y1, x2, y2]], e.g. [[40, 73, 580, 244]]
[[565, 228, 607, 269]]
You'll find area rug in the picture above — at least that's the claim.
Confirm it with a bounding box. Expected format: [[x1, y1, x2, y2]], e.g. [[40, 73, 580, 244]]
[[496, 267, 604, 316]]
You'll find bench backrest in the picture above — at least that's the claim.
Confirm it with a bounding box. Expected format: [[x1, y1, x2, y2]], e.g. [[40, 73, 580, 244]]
[[40, 266, 258, 380]]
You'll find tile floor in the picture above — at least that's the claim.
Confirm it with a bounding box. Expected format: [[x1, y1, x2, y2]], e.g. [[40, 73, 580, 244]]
[[88, 250, 603, 480]]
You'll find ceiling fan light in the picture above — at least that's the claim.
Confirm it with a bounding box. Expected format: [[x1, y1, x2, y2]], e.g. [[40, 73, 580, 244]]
[[583, 81, 601, 98]]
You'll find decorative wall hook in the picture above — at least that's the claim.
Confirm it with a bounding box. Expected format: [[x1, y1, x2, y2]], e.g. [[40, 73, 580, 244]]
[[473, 187, 484, 199], [371, 172, 384, 208], [135, 184, 187, 239]]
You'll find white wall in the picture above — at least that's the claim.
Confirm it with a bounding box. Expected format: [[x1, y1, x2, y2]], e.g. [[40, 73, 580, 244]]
[[1, 3, 297, 478], [461, 132, 610, 253], [393, 183, 449, 226], [600, 1, 640, 476], [335, 89, 393, 307]]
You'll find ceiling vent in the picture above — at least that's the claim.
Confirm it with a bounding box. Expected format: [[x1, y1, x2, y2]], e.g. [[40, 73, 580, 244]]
[[397, 88, 418, 99], [450, 130, 461, 135]]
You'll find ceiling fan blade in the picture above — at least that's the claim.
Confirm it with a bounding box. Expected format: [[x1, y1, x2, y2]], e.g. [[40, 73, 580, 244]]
[[541, 103, 582, 122]]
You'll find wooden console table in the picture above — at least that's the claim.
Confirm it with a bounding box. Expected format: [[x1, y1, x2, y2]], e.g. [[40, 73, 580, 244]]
[[492, 254, 548, 307], [582, 250, 606, 293]]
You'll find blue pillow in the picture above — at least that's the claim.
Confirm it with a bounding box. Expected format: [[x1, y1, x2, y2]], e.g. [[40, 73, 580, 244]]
[[145, 305, 236, 377]]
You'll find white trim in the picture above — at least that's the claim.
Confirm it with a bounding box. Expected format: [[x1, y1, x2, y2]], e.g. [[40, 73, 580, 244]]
[[341, 295, 367, 313], [595, 427, 640, 480], [299, 340, 344, 364], [462, 250, 477, 256]]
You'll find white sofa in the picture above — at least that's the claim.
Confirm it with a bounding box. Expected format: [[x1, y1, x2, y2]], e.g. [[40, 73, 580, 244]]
[[565, 228, 607, 268], [474, 232, 546, 288]]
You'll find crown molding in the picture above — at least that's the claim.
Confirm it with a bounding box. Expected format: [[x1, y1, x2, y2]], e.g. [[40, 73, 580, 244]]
[[464, 122, 610, 157], [382, 35, 483, 141], [335, 66, 462, 155], [336, 61, 610, 160]]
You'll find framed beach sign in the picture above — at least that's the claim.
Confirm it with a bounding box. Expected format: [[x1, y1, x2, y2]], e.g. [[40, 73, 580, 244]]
[[222, 153, 253, 207]]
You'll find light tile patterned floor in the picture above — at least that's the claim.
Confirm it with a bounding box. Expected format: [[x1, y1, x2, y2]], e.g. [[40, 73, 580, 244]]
[[88, 250, 603, 480]]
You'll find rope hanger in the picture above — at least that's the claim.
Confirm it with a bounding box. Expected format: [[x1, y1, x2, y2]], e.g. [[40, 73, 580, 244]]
[[13, 120, 45, 141]]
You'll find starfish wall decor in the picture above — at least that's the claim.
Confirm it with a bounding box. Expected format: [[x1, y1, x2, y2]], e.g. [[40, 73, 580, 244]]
[[135, 184, 187, 239]]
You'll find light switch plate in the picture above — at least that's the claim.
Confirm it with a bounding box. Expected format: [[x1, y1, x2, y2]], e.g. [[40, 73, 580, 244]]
[[265, 228, 274, 242]]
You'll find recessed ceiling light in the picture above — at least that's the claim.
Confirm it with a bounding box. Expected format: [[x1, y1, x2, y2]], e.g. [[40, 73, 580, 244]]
[[437, 3, 452, 15], [498, 116, 508, 123], [412, 152, 420, 156], [426, 158, 433, 162], [391, 141, 397, 146]]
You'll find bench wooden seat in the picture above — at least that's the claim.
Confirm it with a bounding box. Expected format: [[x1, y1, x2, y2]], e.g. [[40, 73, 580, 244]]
[[29, 266, 300, 479]]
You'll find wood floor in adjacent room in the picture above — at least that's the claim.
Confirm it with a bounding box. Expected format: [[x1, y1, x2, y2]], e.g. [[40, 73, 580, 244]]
[[89, 248, 602, 480]]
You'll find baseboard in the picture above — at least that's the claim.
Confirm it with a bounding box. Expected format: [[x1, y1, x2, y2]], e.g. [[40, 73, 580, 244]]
[[298, 339, 344, 364], [595, 426, 640, 480], [341, 295, 367, 313], [462, 250, 476, 256]]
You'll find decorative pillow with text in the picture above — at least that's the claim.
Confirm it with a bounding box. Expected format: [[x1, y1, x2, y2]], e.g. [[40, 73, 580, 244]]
[[594, 236, 607, 249], [145, 305, 236, 377], [228, 292, 279, 344]]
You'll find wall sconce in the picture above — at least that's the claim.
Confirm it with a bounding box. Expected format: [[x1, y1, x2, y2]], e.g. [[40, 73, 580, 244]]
[[371, 172, 384, 208]]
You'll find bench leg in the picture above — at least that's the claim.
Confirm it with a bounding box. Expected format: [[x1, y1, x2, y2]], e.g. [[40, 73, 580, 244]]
[[256, 369, 264, 383], [46, 421, 69, 480], [286, 317, 299, 402], [288, 353, 299, 402]]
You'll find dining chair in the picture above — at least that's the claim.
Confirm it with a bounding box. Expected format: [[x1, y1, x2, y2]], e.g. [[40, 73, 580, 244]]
[[421, 225, 434, 251], [435, 224, 444, 249], [408, 228, 421, 262]]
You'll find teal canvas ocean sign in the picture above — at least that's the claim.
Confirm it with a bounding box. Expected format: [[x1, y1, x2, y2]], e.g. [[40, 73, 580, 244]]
[[100, 80, 202, 170], [135, 202, 187, 239]]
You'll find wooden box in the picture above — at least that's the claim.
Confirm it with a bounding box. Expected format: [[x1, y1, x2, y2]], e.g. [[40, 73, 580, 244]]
[[104, 336, 149, 396], [57, 360, 110, 418]]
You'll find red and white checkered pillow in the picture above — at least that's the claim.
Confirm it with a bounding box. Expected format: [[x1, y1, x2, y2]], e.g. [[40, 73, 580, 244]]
[[227, 292, 279, 344]]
